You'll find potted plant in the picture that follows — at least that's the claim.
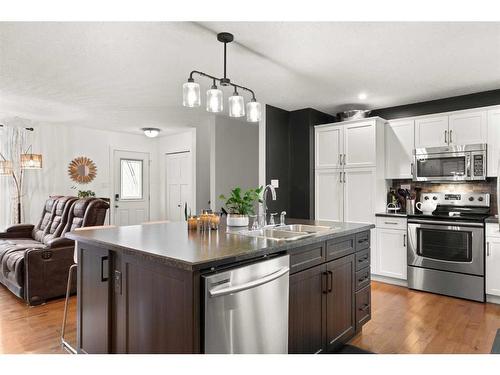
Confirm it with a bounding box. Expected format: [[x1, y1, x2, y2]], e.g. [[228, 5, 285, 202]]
[[219, 186, 263, 227]]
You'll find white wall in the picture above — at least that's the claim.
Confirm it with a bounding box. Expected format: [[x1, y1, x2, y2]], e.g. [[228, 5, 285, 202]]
[[0, 122, 160, 230]]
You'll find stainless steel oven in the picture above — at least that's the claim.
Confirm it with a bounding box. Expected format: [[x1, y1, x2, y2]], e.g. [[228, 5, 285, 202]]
[[407, 219, 484, 276], [413, 144, 486, 182]]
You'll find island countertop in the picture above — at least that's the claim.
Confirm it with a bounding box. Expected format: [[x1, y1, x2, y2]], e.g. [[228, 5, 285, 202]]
[[66, 218, 374, 271]]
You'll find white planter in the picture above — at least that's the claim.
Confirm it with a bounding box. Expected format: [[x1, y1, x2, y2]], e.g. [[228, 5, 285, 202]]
[[227, 214, 249, 227]]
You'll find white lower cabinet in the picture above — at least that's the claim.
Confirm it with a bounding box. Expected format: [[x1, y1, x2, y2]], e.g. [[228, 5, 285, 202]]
[[376, 228, 407, 280], [486, 233, 500, 297]]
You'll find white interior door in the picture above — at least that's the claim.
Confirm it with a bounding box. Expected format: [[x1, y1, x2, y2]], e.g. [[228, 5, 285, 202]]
[[315, 169, 343, 222], [113, 150, 150, 226], [343, 120, 376, 168], [166, 152, 193, 221]]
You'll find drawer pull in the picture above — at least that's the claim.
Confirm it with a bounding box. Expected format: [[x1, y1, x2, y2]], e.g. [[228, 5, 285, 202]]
[[359, 303, 370, 312], [358, 239, 368, 244], [358, 275, 369, 282], [384, 221, 398, 225], [358, 256, 368, 262]]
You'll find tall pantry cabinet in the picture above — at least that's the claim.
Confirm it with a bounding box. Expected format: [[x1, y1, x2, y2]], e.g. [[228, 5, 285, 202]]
[[315, 117, 387, 274]]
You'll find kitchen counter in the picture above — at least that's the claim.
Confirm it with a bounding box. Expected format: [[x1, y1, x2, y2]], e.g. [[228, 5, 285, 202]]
[[375, 212, 407, 218], [486, 216, 498, 224], [66, 218, 374, 271]]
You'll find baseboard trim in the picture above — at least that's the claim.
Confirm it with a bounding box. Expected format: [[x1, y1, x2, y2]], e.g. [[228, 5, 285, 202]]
[[487, 294, 500, 305], [371, 274, 408, 287]]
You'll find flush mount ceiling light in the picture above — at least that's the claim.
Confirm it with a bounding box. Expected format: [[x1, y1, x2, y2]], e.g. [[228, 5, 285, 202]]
[[182, 32, 261, 123], [358, 92, 368, 100], [142, 127, 161, 138]]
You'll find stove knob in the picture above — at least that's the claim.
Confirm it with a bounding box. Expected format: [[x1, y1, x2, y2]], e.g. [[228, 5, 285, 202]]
[[478, 197, 484, 202], [424, 196, 429, 200], [432, 196, 438, 200], [469, 197, 474, 202]]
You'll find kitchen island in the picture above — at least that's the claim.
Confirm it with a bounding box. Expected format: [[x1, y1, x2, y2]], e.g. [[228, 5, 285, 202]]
[[66, 218, 374, 354]]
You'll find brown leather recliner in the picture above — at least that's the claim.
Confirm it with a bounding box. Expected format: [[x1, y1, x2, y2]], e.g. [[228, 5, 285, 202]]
[[0, 196, 109, 305]]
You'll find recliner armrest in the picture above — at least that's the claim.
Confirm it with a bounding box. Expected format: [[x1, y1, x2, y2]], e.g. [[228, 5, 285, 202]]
[[0, 224, 34, 238], [46, 237, 75, 249]]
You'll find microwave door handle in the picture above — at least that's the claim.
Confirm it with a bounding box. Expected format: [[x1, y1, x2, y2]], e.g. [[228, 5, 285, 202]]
[[466, 154, 471, 177]]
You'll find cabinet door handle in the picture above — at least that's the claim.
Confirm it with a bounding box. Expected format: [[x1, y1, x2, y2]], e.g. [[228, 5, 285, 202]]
[[403, 234, 406, 247], [487, 242, 491, 256], [343, 154, 346, 165], [411, 162, 414, 177], [338, 153, 342, 166], [449, 129, 453, 144], [322, 271, 329, 294], [444, 130, 448, 144], [343, 171, 346, 183], [328, 271, 333, 293], [101, 256, 109, 282], [359, 303, 370, 312]]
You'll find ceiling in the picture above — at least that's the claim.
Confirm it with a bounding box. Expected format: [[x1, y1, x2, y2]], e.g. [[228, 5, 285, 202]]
[[1, 22, 500, 135]]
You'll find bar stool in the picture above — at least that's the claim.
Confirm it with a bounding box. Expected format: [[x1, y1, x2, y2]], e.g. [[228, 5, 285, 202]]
[[61, 225, 115, 354]]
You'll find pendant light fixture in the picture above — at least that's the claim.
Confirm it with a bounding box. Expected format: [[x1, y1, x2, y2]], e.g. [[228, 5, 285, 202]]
[[182, 32, 261, 123]]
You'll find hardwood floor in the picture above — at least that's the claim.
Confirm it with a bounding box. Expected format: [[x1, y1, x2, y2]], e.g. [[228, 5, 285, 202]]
[[0, 284, 76, 354], [1, 280, 499, 354], [349, 281, 500, 354]]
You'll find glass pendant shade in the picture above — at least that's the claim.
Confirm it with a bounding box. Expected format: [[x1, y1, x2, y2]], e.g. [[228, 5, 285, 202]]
[[246, 101, 262, 122], [206, 88, 223, 113], [0, 160, 12, 175], [228, 94, 245, 117], [182, 81, 201, 107], [20, 153, 42, 169]]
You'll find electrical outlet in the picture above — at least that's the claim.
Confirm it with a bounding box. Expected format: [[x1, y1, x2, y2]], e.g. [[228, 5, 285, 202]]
[[271, 179, 279, 188]]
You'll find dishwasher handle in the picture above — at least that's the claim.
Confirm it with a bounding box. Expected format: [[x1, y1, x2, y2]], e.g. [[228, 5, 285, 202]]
[[208, 266, 290, 298]]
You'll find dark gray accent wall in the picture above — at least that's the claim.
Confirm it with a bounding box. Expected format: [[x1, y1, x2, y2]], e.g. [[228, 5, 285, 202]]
[[371, 89, 500, 120], [266, 105, 335, 219], [266, 105, 291, 215]]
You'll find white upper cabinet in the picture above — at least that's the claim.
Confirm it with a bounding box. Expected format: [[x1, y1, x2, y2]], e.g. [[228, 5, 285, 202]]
[[343, 120, 376, 168], [448, 110, 487, 145], [315, 125, 343, 169], [385, 119, 415, 179], [315, 169, 343, 222], [415, 116, 449, 148], [343, 167, 375, 224], [487, 108, 500, 177]]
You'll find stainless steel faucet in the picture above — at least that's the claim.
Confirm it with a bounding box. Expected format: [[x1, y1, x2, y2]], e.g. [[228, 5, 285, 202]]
[[262, 184, 277, 226]]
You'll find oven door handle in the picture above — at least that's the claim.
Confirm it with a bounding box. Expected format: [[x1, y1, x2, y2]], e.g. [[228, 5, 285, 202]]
[[407, 219, 484, 227]]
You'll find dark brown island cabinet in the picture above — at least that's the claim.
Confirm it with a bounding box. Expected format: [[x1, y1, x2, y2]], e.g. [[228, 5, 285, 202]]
[[288, 230, 371, 353], [69, 222, 372, 354]]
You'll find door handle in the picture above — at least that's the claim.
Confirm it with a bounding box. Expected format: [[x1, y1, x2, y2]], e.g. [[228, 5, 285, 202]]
[[327, 271, 333, 293], [403, 234, 406, 247], [114, 205, 119, 208], [322, 271, 329, 294], [208, 267, 289, 297], [487, 242, 491, 256], [444, 130, 448, 144], [340, 171, 343, 183], [101, 256, 109, 282], [338, 154, 342, 166], [343, 154, 346, 165], [449, 129, 453, 144], [343, 171, 346, 183]]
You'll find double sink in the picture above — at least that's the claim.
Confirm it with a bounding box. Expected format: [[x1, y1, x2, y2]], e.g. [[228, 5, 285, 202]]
[[234, 224, 340, 241]]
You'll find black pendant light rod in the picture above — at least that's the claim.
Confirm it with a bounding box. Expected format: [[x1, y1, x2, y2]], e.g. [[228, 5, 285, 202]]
[[186, 32, 257, 101], [188, 70, 257, 100]]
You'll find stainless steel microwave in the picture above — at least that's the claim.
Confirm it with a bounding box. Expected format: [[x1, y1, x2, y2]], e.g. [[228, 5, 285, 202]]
[[413, 144, 487, 182]]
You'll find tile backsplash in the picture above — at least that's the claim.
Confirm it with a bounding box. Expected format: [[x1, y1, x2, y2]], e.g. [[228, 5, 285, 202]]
[[391, 178, 498, 215]]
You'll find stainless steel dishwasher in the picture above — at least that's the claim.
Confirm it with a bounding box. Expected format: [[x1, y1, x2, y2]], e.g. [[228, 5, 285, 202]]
[[203, 254, 289, 354]]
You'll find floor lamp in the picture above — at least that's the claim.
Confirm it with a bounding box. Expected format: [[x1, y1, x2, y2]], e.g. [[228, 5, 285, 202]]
[[0, 125, 42, 224]]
